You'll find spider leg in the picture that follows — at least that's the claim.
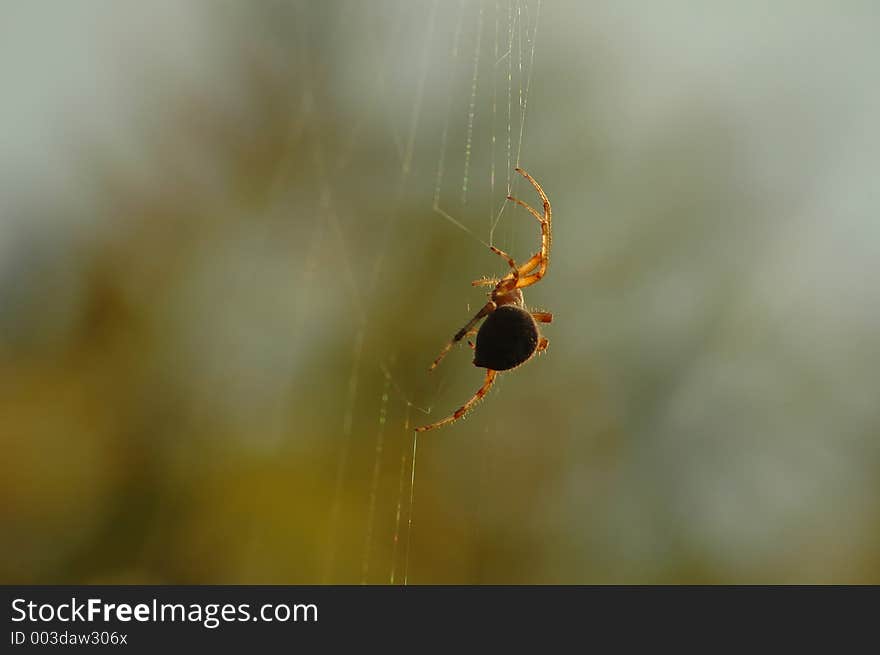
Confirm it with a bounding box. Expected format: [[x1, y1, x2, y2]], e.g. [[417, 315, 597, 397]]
[[489, 245, 516, 267], [514, 270, 546, 289], [506, 194, 545, 224], [428, 301, 496, 372], [488, 246, 520, 287], [463, 328, 478, 350], [506, 167, 552, 290], [464, 328, 479, 350], [471, 276, 499, 288], [515, 252, 545, 276], [536, 337, 549, 353], [504, 194, 549, 290], [415, 369, 497, 432], [472, 250, 544, 287], [531, 311, 553, 324], [513, 167, 552, 228], [477, 169, 551, 293]]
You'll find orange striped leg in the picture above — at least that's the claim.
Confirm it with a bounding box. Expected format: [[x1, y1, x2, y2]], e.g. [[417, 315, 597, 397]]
[[515, 269, 546, 289], [415, 369, 497, 432], [472, 251, 544, 287], [507, 167, 551, 290], [488, 246, 519, 288], [465, 328, 478, 350], [489, 245, 516, 268], [472, 276, 499, 288], [429, 301, 496, 371], [531, 311, 553, 323]]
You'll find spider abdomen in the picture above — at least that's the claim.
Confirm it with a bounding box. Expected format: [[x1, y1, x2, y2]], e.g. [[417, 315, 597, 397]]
[[473, 305, 539, 371]]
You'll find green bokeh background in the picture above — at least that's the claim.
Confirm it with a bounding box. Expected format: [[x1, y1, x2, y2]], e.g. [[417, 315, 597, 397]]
[[2, 1, 880, 583]]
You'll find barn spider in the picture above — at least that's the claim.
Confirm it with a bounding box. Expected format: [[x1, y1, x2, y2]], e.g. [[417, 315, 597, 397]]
[[416, 167, 552, 432]]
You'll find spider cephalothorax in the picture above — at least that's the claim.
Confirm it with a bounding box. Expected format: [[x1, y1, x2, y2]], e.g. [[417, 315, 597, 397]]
[[416, 168, 553, 432]]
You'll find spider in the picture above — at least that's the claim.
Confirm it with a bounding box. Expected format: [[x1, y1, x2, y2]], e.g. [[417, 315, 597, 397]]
[[416, 167, 552, 432]]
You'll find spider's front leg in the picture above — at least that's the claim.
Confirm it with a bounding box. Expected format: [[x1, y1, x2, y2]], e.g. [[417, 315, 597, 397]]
[[488, 245, 520, 288], [506, 168, 552, 290], [472, 276, 499, 288], [472, 251, 544, 288], [469, 243, 522, 289]]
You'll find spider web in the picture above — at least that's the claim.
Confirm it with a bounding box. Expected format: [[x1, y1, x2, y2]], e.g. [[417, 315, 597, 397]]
[[299, 0, 544, 584], [208, 1, 880, 586], [0, 0, 545, 587], [7, 0, 880, 588]]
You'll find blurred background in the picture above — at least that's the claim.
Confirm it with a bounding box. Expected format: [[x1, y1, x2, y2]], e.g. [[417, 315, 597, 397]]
[[2, 0, 880, 584]]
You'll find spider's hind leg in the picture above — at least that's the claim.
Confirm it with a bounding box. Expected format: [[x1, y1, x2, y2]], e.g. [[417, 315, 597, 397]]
[[415, 369, 498, 432]]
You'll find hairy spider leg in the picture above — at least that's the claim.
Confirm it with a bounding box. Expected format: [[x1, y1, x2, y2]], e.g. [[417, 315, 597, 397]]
[[415, 369, 498, 432], [484, 245, 521, 297], [471, 250, 544, 288], [473, 168, 551, 290], [488, 246, 520, 285], [505, 167, 552, 290], [420, 168, 553, 432], [464, 327, 479, 350], [503, 199, 549, 288], [428, 301, 497, 372], [471, 276, 499, 288]]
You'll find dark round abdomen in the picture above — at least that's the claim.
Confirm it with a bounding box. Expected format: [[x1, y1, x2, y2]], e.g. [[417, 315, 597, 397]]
[[473, 305, 538, 371]]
